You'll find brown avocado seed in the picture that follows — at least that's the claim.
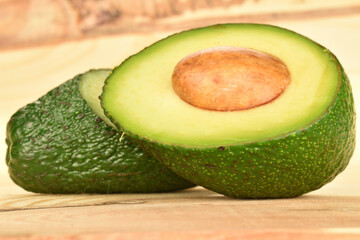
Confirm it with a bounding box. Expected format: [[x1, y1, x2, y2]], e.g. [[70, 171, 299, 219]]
[[172, 47, 291, 111]]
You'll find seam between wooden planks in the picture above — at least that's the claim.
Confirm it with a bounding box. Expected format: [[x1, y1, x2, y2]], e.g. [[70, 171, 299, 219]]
[[0, 200, 145, 213]]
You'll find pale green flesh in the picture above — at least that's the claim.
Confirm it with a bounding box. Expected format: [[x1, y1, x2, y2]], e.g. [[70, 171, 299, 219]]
[[79, 69, 116, 129], [103, 24, 339, 146]]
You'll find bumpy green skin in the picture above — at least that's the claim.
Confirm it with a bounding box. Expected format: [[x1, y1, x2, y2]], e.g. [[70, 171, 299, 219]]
[[6, 73, 194, 194], [107, 57, 355, 198]]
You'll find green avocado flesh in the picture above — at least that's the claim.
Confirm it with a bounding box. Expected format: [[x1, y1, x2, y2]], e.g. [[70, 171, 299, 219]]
[[6, 69, 194, 194], [103, 24, 338, 146], [102, 24, 356, 198]]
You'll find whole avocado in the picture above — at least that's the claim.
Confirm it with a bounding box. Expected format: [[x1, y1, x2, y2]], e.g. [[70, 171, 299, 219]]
[[6, 69, 194, 194]]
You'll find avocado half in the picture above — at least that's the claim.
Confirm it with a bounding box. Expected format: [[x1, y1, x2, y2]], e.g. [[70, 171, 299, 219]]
[[102, 24, 356, 198], [6, 69, 194, 194]]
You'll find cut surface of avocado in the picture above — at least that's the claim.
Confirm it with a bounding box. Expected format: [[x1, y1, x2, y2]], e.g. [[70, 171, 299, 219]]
[[103, 24, 338, 146], [102, 24, 355, 198], [79, 69, 115, 128], [6, 69, 194, 194]]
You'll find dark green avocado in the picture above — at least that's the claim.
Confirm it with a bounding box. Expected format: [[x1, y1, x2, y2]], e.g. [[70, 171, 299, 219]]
[[6, 69, 194, 194], [101, 24, 356, 198]]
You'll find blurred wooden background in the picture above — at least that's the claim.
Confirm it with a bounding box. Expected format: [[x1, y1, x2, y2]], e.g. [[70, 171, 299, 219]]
[[1, 0, 360, 49], [0, 0, 360, 239]]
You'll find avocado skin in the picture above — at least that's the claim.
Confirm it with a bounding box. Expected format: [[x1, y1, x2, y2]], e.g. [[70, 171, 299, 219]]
[[116, 59, 355, 198], [6, 72, 194, 194]]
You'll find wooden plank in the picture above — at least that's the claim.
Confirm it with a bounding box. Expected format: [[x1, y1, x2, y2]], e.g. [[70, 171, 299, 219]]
[[1, 0, 360, 49], [0, 187, 360, 238]]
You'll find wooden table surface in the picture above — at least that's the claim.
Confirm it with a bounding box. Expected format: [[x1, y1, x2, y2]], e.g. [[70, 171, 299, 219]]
[[1, 1, 360, 239]]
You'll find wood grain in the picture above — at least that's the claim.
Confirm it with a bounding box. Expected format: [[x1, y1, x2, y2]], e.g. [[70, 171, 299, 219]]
[[2, 231, 360, 240], [0, 187, 360, 238], [1, 0, 360, 49]]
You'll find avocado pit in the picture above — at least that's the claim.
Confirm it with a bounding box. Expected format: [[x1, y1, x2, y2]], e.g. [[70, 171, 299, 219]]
[[172, 47, 291, 111]]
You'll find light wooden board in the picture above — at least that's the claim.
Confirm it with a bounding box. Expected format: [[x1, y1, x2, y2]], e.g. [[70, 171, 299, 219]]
[[1, 1, 360, 239], [1, 187, 360, 239]]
